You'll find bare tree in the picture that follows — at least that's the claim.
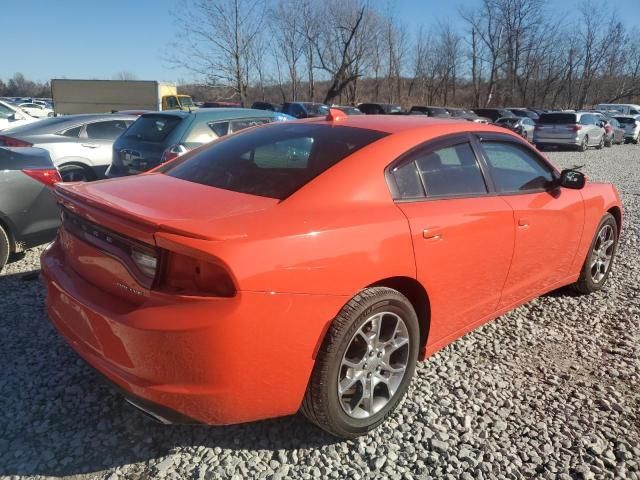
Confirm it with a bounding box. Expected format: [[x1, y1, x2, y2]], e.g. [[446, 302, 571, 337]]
[[312, 0, 376, 104], [270, 0, 305, 100], [168, 0, 266, 105]]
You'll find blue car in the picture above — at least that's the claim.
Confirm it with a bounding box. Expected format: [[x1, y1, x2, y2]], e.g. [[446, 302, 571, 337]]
[[107, 108, 293, 177]]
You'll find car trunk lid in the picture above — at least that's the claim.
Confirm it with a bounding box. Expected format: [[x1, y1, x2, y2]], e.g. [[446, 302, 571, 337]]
[[54, 173, 278, 302]]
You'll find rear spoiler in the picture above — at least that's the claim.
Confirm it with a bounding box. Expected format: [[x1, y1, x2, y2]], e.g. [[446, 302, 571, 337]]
[[55, 183, 213, 241]]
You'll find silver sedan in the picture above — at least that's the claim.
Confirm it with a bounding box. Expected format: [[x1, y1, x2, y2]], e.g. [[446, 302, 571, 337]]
[[0, 114, 136, 181]]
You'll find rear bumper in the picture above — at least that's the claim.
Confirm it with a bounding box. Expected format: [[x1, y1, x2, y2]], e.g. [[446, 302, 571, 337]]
[[533, 135, 580, 146], [41, 238, 346, 425]]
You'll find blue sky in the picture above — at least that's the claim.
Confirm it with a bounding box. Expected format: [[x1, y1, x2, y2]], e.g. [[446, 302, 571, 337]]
[[3, 0, 640, 83]]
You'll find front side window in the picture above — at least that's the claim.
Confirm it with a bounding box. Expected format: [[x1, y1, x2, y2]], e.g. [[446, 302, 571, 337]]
[[481, 141, 554, 193], [392, 142, 487, 198], [165, 123, 386, 199], [165, 96, 179, 109]]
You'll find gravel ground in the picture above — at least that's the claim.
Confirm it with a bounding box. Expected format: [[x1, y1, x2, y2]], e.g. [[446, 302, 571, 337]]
[[1, 144, 639, 480]]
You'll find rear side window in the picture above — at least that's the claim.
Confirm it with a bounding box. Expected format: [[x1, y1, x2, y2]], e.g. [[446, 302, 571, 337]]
[[539, 113, 576, 124], [482, 141, 554, 193], [165, 123, 386, 199], [85, 120, 130, 140], [229, 118, 271, 133], [59, 126, 82, 137], [393, 143, 487, 198], [125, 115, 181, 142]]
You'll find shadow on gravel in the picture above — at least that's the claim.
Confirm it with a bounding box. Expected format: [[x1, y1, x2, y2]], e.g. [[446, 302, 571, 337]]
[[0, 270, 338, 477], [542, 286, 583, 298]]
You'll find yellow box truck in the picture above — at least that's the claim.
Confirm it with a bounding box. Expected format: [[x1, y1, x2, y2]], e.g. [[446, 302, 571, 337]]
[[51, 79, 194, 114]]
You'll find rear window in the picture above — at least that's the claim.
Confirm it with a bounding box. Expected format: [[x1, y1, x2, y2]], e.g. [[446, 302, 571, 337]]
[[125, 115, 182, 142], [164, 123, 387, 199], [539, 113, 577, 124], [615, 117, 637, 125]]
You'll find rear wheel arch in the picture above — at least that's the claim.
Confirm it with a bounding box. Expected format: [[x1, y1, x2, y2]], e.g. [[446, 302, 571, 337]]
[[368, 276, 431, 359], [608, 206, 622, 233], [58, 161, 96, 182]]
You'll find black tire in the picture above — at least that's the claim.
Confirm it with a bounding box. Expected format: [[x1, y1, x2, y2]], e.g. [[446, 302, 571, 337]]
[[578, 136, 588, 152], [301, 287, 420, 439], [0, 224, 10, 272], [596, 135, 604, 150], [59, 164, 95, 182], [573, 213, 618, 294]]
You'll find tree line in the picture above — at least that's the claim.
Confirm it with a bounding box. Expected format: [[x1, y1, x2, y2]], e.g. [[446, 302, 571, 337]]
[[169, 0, 640, 108]]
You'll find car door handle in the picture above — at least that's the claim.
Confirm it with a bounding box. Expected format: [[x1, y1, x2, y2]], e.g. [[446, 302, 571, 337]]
[[81, 143, 99, 148], [422, 228, 443, 240], [518, 217, 529, 227]]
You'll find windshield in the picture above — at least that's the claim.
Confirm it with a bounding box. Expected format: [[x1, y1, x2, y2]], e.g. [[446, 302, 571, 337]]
[[539, 113, 577, 124], [164, 123, 387, 199], [497, 117, 518, 125], [125, 115, 182, 142], [179, 96, 194, 107]]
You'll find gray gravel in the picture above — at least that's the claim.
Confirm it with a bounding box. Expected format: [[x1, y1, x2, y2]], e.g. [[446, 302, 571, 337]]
[[1, 144, 639, 480]]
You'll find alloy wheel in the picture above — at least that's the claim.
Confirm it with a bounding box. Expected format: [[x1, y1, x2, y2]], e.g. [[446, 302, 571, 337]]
[[60, 166, 90, 182], [337, 312, 410, 419], [590, 224, 615, 283]]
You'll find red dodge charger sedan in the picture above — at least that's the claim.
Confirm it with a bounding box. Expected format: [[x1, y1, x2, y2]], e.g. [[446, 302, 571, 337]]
[[42, 112, 622, 438]]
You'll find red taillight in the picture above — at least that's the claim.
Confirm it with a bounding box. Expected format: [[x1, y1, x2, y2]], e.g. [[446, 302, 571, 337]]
[[0, 135, 33, 147], [569, 125, 582, 132], [158, 251, 235, 297], [534, 124, 542, 130], [22, 168, 62, 187]]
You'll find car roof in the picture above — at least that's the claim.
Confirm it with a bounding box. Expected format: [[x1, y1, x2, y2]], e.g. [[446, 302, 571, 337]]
[[1, 113, 137, 135], [299, 114, 507, 135], [141, 108, 277, 121]]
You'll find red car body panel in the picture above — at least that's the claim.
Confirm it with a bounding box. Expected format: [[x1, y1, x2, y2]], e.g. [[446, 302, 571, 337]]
[[41, 116, 623, 425]]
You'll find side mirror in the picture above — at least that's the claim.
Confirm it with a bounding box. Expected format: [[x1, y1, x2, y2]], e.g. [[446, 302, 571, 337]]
[[559, 169, 586, 189]]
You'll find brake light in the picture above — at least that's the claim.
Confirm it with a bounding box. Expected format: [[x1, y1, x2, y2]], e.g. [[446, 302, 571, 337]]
[[161, 144, 187, 164], [22, 168, 62, 187], [534, 124, 543, 130], [569, 125, 582, 132], [158, 251, 235, 297], [0, 135, 33, 147]]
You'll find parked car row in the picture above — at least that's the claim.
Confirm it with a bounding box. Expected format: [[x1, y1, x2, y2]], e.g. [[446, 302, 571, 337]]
[[1, 99, 636, 274]]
